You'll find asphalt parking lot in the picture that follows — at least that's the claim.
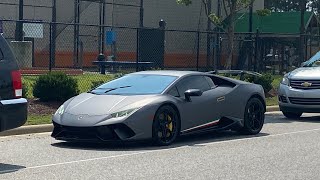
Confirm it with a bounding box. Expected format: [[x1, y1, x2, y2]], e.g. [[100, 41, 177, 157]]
[[1, 112, 320, 180]]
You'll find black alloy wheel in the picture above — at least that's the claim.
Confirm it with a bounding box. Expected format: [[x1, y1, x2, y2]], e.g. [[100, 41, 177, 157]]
[[152, 105, 180, 146], [239, 98, 265, 135]]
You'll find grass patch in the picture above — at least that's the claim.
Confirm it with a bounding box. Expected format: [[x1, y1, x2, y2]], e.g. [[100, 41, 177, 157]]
[[266, 75, 282, 106], [25, 114, 52, 125], [266, 96, 278, 106]]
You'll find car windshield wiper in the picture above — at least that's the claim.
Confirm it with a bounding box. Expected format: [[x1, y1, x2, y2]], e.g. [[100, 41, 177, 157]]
[[104, 86, 132, 93]]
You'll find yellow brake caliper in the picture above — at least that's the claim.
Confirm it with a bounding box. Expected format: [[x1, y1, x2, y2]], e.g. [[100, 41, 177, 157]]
[[167, 115, 173, 137]]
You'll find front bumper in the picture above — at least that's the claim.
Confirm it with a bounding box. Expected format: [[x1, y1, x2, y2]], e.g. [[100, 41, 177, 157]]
[[0, 98, 28, 132], [51, 102, 160, 142], [51, 121, 136, 142], [278, 84, 320, 113]]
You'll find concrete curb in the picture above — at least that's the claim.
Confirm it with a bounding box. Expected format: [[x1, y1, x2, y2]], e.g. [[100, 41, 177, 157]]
[[0, 106, 280, 137], [266, 105, 280, 112], [0, 124, 53, 137]]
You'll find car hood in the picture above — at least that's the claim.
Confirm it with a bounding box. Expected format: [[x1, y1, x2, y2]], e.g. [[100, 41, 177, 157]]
[[288, 67, 320, 80], [64, 93, 160, 116]]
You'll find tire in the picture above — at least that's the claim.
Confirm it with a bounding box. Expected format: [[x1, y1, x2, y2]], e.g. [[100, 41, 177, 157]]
[[282, 111, 302, 119], [239, 98, 265, 135], [152, 105, 180, 146]]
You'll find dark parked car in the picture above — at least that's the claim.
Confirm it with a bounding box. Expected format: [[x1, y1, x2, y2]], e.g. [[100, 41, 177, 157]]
[[0, 34, 27, 132]]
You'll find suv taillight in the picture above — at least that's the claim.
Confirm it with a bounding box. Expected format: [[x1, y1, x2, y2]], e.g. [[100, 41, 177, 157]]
[[11, 70, 22, 98]]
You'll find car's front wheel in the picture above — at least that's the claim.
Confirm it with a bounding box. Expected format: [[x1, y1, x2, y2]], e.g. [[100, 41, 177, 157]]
[[282, 111, 302, 119], [239, 98, 265, 135], [152, 105, 180, 146]]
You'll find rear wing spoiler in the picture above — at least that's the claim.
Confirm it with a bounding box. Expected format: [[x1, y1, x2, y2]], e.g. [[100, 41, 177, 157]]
[[206, 70, 262, 80]]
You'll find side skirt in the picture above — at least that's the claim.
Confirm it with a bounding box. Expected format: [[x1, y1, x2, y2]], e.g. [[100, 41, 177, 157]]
[[180, 117, 243, 136]]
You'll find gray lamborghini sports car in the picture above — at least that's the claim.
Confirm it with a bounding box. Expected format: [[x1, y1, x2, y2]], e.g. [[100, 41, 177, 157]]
[[52, 71, 266, 145]]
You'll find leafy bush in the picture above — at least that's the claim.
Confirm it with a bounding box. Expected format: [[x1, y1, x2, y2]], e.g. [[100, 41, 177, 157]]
[[90, 80, 106, 90], [114, 73, 125, 79], [22, 83, 29, 98], [33, 72, 79, 102], [246, 74, 273, 93]]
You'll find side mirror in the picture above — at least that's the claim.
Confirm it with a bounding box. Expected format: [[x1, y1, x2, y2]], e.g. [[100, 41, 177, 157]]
[[184, 89, 203, 102]]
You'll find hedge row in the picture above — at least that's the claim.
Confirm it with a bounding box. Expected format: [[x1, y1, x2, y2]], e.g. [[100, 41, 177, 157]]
[[23, 72, 274, 102]]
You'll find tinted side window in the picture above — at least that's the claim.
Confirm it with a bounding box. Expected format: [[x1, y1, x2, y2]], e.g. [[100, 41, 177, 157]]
[[204, 76, 216, 88], [167, 86, 180, 97], [176, 76, 211, 95]]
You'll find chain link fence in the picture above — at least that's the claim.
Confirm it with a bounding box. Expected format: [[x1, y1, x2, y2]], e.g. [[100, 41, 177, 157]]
[[1, 19, 320, 95]]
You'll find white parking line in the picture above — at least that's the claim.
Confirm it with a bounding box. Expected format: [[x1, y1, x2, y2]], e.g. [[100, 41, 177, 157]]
[[197, 128, 320, 146], [0, 146, 187, 174], [1, 127, 320, 174]]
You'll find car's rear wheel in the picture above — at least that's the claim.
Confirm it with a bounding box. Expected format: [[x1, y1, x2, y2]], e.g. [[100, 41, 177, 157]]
[[282, 111, 302, 119], [152, 105, 180, 146], [239, 98, 265, 135]]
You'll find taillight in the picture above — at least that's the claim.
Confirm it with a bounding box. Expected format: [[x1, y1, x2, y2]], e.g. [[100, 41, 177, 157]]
[[11, 70, 22, 98]]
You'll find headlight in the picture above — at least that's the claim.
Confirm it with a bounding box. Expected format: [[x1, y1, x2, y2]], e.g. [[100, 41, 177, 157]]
[[55, 105, 65, 115], [110, 108, 139, 118], [281, 76, 289, 86]]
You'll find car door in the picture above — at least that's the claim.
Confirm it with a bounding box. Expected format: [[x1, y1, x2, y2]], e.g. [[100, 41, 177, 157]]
[[175, 75, 225, 132]]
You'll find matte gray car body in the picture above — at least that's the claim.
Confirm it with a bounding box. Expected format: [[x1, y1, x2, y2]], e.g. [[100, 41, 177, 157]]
[[52, 70, 266, 142]]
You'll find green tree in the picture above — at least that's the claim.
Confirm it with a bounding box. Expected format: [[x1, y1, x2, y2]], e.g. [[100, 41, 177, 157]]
[[177, 0, 255, 69], [265, 0, 300, 12], [265, 0, 317, 13], [309, 0, 320, 14]]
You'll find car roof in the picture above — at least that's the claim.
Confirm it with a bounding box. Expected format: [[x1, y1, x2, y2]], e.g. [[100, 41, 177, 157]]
[[131, 70, 206, 77]]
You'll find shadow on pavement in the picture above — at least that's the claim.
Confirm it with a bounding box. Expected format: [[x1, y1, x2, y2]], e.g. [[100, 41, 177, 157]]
[[50, 113, 320, 151], [265, 113, 320, 124], [51, 130, 269, 152], [0, 163, 25, 174]]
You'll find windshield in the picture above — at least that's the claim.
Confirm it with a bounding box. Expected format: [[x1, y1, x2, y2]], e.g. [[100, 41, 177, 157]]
[[90, 74, 178, 95], [303, 51, 320, 67]]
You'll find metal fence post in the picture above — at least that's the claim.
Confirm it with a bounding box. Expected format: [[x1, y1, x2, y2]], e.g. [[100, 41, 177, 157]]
[[196, 31, 200, 71], [305, 34, 308, 60], [73, 0, 80, 68], [136, 28, 140, 72], [49, 22, 52, 72], [139, 0, 144, 28], [309, 34, 312, 58], [206, 0, 212, 69], [254, 28, 260, 72], [51, 0, 57, 68], [248, 34, 253, 71], [102, 0, 106, 53], [15, 0, 24, 41]]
